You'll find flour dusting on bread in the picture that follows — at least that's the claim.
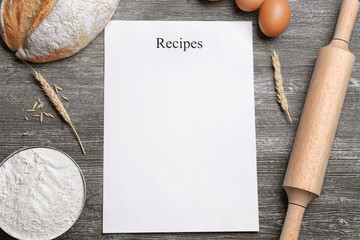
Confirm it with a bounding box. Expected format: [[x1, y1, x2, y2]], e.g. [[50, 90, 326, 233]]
[[1, 0, 119, 63], [0, 0, 58, 51]]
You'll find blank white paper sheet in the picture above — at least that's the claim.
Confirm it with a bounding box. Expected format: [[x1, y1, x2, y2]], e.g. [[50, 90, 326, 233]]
[[104, 21, 258, 233]]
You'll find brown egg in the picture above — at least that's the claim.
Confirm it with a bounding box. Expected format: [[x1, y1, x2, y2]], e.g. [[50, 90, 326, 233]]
[[235, 0, 264, 12], [258, 0, 291, 37]]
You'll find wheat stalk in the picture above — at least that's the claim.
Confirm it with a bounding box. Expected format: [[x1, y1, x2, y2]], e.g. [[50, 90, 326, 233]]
[[272, 50, 292, 123], [22, 61, 86, 154]]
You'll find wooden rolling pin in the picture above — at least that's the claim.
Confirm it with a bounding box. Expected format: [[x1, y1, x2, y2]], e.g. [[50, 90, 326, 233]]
[[280, 0, 359, 239]]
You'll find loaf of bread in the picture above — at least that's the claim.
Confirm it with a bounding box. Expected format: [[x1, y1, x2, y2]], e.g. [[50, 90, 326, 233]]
[[1, 0, 120, 63], [0, 0, 58, 51]]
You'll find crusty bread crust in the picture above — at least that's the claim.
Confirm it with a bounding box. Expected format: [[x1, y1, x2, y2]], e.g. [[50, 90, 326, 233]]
[[1, 0, 119, 63], [0, 1, 5, 45], [15, 0, 120, 63], [28, 0, 59, 41], [0, 0, 58, 51]]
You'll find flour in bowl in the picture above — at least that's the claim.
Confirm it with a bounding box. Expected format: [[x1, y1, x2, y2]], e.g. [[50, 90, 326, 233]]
[[0, 147, 85, 240]]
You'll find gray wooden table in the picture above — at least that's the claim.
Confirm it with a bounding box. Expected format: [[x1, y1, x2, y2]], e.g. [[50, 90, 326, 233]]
[[0, 0, 359, 239]]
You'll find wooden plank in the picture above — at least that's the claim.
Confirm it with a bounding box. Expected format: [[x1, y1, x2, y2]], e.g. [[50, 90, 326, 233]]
[[0, 0, 359, 239]]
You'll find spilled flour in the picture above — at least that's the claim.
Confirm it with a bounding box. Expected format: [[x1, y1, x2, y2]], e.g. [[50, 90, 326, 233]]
[[0, 148, 85, 240]]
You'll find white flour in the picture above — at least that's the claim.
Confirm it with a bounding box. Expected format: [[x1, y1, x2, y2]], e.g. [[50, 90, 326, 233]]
[[0, 148, 85, 240], [16, 0, 120, 61]]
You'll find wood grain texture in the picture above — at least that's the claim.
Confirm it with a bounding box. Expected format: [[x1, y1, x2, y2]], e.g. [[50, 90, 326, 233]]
[[0, 0, 359, 239], [333, 0, 360, 43]]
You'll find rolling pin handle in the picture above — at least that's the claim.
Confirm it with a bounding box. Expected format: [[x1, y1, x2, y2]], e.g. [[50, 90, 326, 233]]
[[332, 0, 360, 43], [280, 187, 317, 240], [279, 203, 305, 240]]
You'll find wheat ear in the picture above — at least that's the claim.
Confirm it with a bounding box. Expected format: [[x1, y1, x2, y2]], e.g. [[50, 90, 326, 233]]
[[272, 50, 292, 123], [23, 61, 86, 154]]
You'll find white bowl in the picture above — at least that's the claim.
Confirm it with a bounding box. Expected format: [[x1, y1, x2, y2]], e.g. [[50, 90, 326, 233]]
[[0, 147, 86, 240]]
